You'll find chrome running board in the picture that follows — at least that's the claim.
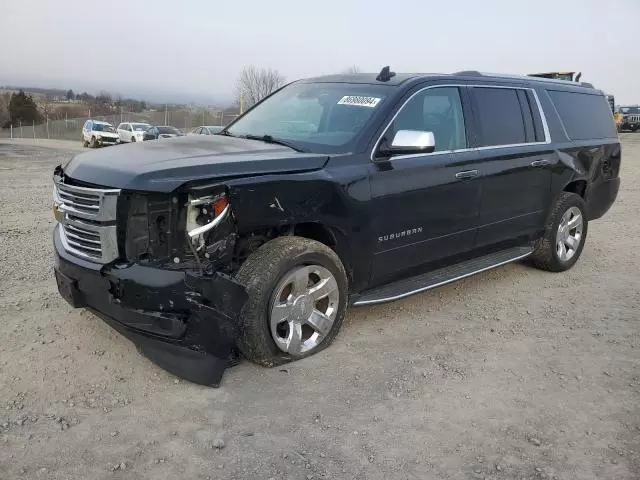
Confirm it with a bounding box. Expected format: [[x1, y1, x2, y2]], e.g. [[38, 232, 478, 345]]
[[352, 246, 533, 306]]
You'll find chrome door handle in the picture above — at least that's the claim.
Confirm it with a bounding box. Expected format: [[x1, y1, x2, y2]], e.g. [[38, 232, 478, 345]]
[[531, 159, 550, 167], [455, 169, 479, 179]]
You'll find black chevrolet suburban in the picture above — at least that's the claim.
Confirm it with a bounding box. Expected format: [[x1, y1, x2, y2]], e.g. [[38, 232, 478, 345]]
[[53, 68, 621, 386]]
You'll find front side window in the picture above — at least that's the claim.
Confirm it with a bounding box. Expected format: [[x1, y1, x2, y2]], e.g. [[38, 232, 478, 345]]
[[473, 87, 527, 146], [227, 82, 390, 153], [387, 87, 467, 152]]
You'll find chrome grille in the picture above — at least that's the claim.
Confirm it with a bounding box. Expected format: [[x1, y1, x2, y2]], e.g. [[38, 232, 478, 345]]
[[54, 182, 119, 222], [54, 179, 120, 264], [628, 115, 640, 123]]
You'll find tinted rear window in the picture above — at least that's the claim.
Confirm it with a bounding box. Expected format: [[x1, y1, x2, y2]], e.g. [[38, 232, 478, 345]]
[[547, 90, 616, 140], [472, 87, 527, 146]]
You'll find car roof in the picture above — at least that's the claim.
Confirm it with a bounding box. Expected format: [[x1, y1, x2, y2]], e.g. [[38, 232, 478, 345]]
[[299, 73, 424, 86], [300, 70, 600, 92]]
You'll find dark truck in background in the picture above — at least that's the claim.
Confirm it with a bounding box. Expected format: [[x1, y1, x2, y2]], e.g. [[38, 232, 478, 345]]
[[53, 68, 621, 386]]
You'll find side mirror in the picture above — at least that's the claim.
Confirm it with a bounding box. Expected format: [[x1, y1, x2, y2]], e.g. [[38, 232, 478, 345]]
[[379, 130, 436, 156]]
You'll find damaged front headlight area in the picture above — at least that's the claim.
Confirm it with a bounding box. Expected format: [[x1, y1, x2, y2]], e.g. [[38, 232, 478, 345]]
[[183, 187, 238, 273], [186, 191, 231, 251], [121, 185, 238, 274]]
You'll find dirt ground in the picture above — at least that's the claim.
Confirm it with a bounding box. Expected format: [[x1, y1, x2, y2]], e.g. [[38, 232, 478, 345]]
[[0, 136, 638, 480]]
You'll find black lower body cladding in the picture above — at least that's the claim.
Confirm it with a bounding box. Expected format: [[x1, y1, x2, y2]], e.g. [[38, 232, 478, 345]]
[[53, 225, 248, 387]]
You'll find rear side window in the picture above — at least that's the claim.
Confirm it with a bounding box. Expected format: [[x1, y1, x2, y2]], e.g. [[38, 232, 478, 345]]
[[472, 87, 528, 147], [547, 90, 616, 140]]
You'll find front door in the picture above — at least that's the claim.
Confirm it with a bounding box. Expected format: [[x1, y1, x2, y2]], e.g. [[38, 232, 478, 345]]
[[468, 86, 553, 247], [368, 85, 481, 285]]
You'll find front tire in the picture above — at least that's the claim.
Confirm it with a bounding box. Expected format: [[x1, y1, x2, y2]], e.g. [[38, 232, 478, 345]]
[[530, 192, 588, 272], [235, 236, 348, 367], [131, 136, 136, 142], [90, 136, 97, 148]]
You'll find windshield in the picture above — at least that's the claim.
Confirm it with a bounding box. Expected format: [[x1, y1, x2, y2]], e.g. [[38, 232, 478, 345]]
[[226, 82, 390, 152], [92, 123, 115, 133], [620, 106, 640, 114], [158, 126, 180, 134], [132, 123, 150, 131]]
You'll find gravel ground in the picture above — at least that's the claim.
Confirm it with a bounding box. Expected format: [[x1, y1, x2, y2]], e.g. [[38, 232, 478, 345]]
[[0, 136, 638, 480]]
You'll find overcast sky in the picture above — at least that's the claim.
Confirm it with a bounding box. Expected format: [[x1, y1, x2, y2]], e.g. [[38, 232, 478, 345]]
[[1, 0, 638, 104]]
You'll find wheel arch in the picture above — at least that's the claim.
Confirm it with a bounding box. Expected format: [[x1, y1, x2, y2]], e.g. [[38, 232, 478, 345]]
[[293, 222, 353, 286]]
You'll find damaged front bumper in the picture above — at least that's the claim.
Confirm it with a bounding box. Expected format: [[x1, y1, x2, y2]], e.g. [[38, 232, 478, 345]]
[[53, 224, 247, 387]]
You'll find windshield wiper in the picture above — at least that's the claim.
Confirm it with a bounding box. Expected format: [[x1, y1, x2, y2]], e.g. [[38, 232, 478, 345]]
[[241, 134, 306, 152]]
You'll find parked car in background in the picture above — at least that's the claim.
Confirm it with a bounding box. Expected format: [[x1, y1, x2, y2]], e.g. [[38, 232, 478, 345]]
[[82, 120, 119, 148], [618, 106, 640, 132], [189, 125, 224, 135], [117, 122, 151, 143], [143, 125, 185, 141]]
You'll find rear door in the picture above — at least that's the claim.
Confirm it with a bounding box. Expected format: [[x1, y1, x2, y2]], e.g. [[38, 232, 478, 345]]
[[468, 85, 554, 247]]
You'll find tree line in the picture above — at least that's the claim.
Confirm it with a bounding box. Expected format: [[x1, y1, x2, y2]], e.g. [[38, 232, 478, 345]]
[[1, 65, 361, 128], [0, 89, 148, 128]]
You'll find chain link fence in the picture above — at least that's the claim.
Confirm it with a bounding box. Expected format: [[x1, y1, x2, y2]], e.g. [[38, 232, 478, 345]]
[[0, 109, 240, 141]]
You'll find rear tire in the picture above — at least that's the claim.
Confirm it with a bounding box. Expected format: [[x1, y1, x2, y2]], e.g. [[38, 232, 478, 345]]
[[530, 192, 588, 272], [235, 236, 348, 367]]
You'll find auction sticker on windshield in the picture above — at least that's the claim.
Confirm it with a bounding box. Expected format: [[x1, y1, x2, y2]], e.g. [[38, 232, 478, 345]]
[[337, 96, 381, 108]]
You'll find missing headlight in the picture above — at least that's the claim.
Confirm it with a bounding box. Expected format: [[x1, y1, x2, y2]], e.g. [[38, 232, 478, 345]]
[[186, 193, 231, 250]]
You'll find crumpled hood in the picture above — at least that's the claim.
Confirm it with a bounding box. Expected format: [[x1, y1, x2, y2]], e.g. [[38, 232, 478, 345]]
[[63, 135, 330, 192]]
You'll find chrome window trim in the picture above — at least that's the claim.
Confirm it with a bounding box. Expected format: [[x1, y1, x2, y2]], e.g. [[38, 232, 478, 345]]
[[370, 83, 552, 162]]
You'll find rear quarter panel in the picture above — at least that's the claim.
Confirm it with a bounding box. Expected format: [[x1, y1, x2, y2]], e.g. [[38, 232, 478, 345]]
[[536, 86, 621, 220]]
